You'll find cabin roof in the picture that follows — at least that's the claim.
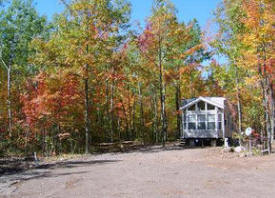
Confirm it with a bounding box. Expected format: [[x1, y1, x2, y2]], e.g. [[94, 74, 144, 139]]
[[180, 96, 225, 110]]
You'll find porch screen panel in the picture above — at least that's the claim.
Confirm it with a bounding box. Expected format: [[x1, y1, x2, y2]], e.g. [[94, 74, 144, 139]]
[[198, 114, 206, 129], [188, 114, 196, 129], [207, 114, 215, 129]]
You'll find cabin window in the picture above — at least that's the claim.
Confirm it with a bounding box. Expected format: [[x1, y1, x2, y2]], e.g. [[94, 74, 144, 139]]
[[187, 114, 196, 129], [198, 101, 205, 111], [198, 114, 206, 129], [188, 123, 196, 130], [207, 103, 215, 110], [207, 114, 215, 129], [188, 104, 196, 111], [187, 114, 196, 122]]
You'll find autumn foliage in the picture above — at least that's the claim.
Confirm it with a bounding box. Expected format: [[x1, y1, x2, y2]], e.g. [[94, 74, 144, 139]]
[[0, 0, 273, 155]]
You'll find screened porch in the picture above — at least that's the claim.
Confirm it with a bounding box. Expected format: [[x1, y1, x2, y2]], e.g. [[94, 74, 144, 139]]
[[181, 99, 225, 139]]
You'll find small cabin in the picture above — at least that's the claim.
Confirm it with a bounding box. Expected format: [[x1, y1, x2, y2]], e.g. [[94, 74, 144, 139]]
[[180, 97, 234, 145]]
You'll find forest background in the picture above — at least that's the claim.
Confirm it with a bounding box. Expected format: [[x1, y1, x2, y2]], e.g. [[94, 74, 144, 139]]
[[0, 0, 274, 155]]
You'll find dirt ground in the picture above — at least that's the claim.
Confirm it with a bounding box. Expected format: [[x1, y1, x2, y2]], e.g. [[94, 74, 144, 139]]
[[1, 145, 275, 198]]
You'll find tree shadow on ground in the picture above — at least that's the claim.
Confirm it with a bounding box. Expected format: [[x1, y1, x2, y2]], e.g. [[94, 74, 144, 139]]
[[36, 159, 121, 170], [0, 159, 121, 177], [122, 144, 216, 154], [2, 170, 90, 184], [0, 159, 122, 190], [19, 170, 90, 181]]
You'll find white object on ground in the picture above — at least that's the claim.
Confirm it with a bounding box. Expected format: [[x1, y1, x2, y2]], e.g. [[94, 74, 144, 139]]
[[245, 127, 252, 136], [234, 146, 245, 153], [224, 138, 229, 148]]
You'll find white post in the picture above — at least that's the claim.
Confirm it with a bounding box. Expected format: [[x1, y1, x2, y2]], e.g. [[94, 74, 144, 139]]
[[205, 102, 208, 130], [222, 110, 225, 139], [182, 111, 185, 138], [224, 138, 229, 148], [195, 103, 198, 130], [186, 110, 188, 138]]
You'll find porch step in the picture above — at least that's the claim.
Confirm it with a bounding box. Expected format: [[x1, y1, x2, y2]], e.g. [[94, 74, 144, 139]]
[[179, 138, 187, 147]]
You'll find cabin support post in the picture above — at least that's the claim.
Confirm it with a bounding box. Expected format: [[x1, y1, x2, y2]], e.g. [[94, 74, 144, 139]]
[[189, 139, 195, 147], [211, 139, 217, 147]]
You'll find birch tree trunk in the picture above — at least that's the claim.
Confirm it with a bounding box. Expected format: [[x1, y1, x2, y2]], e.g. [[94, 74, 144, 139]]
[[235, 71, 242, 132], [158, 37, 167, 147], [234, 65, 242, 146]]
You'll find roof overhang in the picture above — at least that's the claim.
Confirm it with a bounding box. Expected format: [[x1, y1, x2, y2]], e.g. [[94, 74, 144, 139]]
[[180, 97, 224, 110]]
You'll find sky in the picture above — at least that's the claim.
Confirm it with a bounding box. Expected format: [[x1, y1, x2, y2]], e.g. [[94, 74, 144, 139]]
[[34, 0, 222, 29], [34, 0, 225, 65]]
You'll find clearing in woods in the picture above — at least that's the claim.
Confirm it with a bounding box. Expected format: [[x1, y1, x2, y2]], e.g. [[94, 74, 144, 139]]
[[1, 145, 275, 198]]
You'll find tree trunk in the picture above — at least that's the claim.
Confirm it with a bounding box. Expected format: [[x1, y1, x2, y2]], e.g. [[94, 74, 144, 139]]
[[153, 87, 158, 143], [258, 47, 272, 153], [269, 82, 274, 143], [262, 13, 273, 152], [110, 79, 114, 142], [236, 89, 242, 132], [42, 126, 46, 157], [84, 69, 90, 154], [235, 66, 242, 146], [120, 99, 130, 140], [138, 81, 145, 144], [175, 82, 182, 139], [132, 99, 136, 140], [236, 68, 242, 133], [262, 78, 271, 154], [7, 66, 12, 137], [105, 80, 109, 141], [265, 76, 272, 154], [160, 72, 167, 147], [158, 31, 167, 147]]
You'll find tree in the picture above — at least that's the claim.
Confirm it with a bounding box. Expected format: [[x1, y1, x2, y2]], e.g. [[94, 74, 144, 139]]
[[166, 19, 210, 138], [0, 0, 48, 137], [137, 0, 208, 145], [137, 0, 177, 146], [212, 0, 249, 137], [239, 0, 274, 151], [212, 0, 274, 152], [29, 0, 130, 153]]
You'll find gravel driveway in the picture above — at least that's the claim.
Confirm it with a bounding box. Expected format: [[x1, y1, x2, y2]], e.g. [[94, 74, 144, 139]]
[[1, 146, 275, 198]]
